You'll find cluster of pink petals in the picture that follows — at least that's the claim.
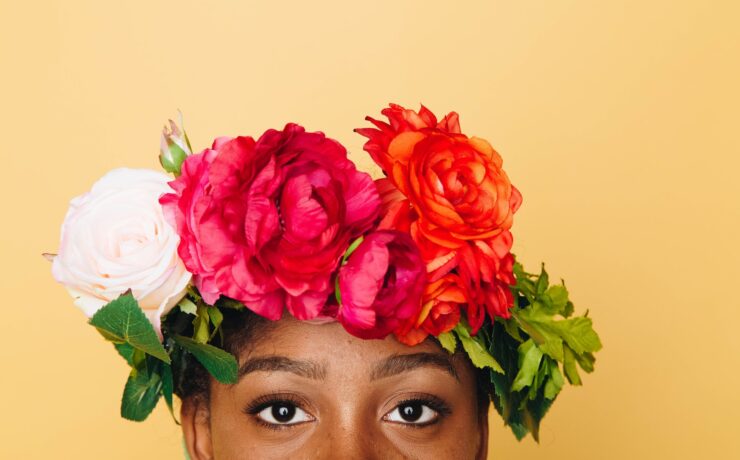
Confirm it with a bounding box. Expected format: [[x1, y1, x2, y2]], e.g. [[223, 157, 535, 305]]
[[160, 124, 380, 322], [336, 230, 425, 339], [159, 105, 521, 344]]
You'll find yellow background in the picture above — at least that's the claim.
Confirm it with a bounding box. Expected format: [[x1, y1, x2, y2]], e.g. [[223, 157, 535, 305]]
[[1, 1, 738, 458]]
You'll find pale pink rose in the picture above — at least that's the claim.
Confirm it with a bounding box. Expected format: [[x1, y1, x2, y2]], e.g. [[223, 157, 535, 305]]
[[51, 168, 192, 333]]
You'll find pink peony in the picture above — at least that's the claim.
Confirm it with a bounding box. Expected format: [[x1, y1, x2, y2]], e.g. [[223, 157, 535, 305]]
[[337, 230, 425, 339], [160, 123, 380, 320]]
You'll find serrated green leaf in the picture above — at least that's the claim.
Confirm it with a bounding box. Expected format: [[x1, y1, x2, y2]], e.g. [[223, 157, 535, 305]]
[[527, 354, 548, 401], [562, 300, 575, 318], [120, 366, 162, 421], [517, 278, 536, 303], [552, 317, 602, 355], [437, 331, 457, 354], [513, 309, 601, 361], [544, 285, 569, 313], [513, 309, 565, 361], [114, 343, 135, 366], [510, 422, 529, 441], [563, 344, 582, 385], [522, 392, 555, 442], [511, 339, 543, 392], [161, 364, 176, 422], [454, 322, 504, 374], [535, 263, 549, 296], [131, 347, 147, 370], [173, 335, 238, 384], [499, 317, 524, 342], [495, 258, 602, 442], [89, 293, 170, 364], [544, 357, 565, 399], [575, 351, 596, 373]]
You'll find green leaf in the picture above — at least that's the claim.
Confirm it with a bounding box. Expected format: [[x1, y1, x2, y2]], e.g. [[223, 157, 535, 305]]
[[563, 345, 582, 385], [173, 335, 238, 384], [494, 257, 603, 441], [562, 300, 575, 318], [499, 317, 524, 342], [178, 298, 198, 316], [437, 331, 457, 354], [215, 297, 245, 310], [89, 293, 170, 364], [511, 339, 543, 392], [544, 285, 569, 314], [522, 393, 555, 442], [527, 354, 548, 401], [535, 263, 549, 296], [454, 322, 504, 374], [161, 364, 177, 422], [543, 358, 565, 399], [114, 343, 135, 366], [574, 351, 596, 373], [120, 366, 162, 421], [208, 307, 224, 336], [513, 309, 565, 361], [193, 305, 211, 344], [512, 309, 602, 361], [551, 317, 602, 355]]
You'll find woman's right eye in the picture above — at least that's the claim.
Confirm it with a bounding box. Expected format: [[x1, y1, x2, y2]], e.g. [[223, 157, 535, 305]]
[[255, 402, 313, 426]]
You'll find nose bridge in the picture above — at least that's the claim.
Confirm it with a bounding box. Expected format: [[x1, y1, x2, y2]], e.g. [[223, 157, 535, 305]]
[[323, 410, 380, 460]]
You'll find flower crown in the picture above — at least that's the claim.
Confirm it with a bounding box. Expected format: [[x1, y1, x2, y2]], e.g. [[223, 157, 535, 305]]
[[49, 104, 601, 441]]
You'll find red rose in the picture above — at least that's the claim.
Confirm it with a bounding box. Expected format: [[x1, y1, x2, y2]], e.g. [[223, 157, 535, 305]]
[[160, 123, 380, 320]]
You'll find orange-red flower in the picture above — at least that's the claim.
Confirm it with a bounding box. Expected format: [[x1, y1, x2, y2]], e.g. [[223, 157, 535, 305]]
[[357, 104, 522, 334], [356, 103, 522, 251], [395, 274, 465, 346]]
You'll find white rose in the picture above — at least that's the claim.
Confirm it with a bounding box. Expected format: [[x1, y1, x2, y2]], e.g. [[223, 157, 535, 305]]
[[51, 168, 192, 333]]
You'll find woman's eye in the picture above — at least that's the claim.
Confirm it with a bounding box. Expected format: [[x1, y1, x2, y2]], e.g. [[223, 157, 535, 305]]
[[256, 403, 313, 426], [385, 401, 439, 425]]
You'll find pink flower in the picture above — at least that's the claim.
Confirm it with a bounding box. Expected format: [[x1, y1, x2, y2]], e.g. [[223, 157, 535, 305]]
[[52, 168, 191, 335], [160, 123, 380, 320], [337, 230, 425, 339]]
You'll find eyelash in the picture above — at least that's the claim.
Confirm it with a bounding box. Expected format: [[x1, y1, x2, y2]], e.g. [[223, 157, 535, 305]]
[[242, 393, 452, 430], [384, 395, 452, 428], [243, 393, 313, 431]]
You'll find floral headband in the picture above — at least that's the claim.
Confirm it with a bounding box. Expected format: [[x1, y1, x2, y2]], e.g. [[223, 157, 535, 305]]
[[48, 104, 601, 441]]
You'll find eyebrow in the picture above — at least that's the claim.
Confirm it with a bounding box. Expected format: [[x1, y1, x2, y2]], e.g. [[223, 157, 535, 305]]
[[370, 352, 459, 381], [238, 355, 328, 381]]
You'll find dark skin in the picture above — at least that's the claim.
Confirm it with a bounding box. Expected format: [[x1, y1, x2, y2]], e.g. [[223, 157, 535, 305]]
[[182, 316, 489, 459]]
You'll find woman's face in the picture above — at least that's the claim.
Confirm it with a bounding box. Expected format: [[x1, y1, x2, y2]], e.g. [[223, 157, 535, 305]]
[[182, 315, 488, 459]]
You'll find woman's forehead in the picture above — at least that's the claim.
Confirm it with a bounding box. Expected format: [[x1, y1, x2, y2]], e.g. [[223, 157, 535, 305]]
[[231, 316, 468, 380]]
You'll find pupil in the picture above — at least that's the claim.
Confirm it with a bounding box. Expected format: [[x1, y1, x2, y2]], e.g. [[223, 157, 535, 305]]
[[400, 403, 422, 422], [272, 404, 296, 423]]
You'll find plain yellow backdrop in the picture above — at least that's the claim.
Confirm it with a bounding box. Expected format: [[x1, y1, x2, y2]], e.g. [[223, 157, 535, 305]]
[[1, 0, 738, 458]]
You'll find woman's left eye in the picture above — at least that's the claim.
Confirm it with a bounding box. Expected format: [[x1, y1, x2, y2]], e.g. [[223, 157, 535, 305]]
[[256, 402, 313, 426], [384, 401, 440, 425]]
